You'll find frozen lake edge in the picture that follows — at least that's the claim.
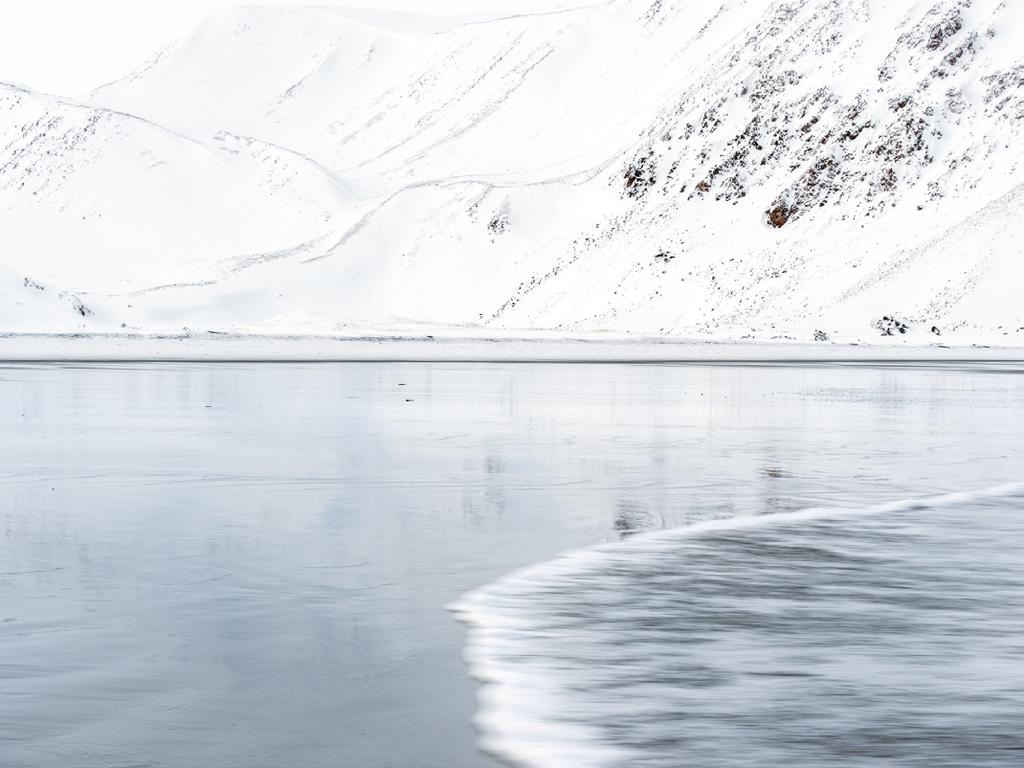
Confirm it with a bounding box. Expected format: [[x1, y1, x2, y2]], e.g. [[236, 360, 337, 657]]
[[2, 332, 1024, 363]]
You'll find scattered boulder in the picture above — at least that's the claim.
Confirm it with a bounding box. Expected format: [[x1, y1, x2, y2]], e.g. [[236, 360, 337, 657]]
[[875, 315, 909, 336], [488, 212, 510, 237], [767, 203, 792, 228], [623, 150, 657, 199], [59, 292, 93, 318], [927, 12, 963, 51]]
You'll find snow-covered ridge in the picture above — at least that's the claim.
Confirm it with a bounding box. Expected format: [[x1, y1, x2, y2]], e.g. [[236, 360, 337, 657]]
[[1, 0, 1022, 344]]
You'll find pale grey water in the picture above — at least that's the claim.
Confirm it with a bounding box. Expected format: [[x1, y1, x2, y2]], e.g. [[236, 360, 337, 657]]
[[1, 362, 1023, 768], [458, 489, 1024, 767]]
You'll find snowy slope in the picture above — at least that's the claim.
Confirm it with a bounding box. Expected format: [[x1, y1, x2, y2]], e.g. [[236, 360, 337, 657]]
[[3, 0, 1023, 343], [92, 4, 660, 189], [0, 81, 367, 330]]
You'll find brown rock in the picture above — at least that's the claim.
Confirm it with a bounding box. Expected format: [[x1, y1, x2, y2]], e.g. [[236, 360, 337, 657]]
[[767, 204, 790, 228]]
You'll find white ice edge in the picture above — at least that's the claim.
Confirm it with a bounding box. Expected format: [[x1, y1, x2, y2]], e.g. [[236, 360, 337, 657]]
[[2, 332, 1024, 362], [448, 481, 1024, 768]]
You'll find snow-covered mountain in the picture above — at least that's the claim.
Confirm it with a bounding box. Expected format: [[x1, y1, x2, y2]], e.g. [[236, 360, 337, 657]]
[[2, 0, 1022, 343]]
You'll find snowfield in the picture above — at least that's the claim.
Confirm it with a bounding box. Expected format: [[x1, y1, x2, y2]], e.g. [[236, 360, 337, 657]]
[[1, 0, 1022, 349]]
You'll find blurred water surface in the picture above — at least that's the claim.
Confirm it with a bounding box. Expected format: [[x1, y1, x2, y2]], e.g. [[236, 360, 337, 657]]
[[0, 362, 1022, 767], [457, 487, 1024, 768]]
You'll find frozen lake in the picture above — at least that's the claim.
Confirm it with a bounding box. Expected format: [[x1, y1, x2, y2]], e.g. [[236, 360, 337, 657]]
[[2, 362, 1023, 767]]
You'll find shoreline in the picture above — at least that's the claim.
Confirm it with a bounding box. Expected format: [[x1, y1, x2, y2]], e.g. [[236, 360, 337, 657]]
[[2, 332, 1023, 363]]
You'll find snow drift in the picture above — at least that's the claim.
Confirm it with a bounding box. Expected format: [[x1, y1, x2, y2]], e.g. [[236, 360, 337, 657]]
[[2, 0, 1022, 343]]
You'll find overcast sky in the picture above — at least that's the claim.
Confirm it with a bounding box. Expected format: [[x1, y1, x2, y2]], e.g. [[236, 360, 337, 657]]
[[0, 0, 595, 97]]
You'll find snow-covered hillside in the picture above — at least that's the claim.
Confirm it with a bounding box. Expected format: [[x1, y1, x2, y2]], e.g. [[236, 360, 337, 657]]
[[3, 0, 1023, 343], [0, 81, 366, 329]]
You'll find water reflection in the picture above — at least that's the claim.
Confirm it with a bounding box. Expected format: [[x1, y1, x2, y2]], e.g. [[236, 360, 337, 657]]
[[0, 362, 1022, 768]]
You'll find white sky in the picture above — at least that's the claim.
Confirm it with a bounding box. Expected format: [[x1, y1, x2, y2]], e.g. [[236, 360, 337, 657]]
[[0, 0, 596, 97]]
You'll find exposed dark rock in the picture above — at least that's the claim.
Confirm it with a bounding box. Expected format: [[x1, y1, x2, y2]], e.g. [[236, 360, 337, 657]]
[[875, 315, 909, 336], [623, 150, 657, 198], [927, 13, 962, 51], [488, 212, 510, 237], [767, 203, 792, 228]]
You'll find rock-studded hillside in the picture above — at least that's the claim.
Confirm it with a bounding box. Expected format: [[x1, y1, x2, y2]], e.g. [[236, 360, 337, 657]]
[[2, 0, 1022, 343]]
